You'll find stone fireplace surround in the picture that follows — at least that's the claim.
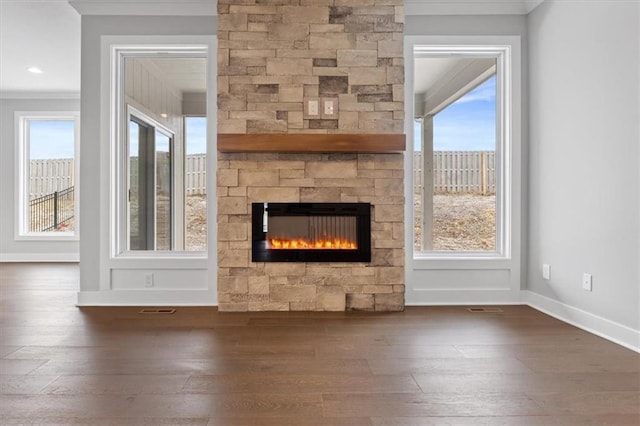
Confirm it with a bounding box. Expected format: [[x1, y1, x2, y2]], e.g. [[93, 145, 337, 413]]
[[217, 150, 404, 312], [217, 0, 405, 312], [218, 153, 404, 311]]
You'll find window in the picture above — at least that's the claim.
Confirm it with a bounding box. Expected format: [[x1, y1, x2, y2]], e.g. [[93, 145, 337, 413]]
[[412, 46, 511, 258], [17, 112, 80, 239], [112, 46, 208, 256], [127, 109, 175, 250]]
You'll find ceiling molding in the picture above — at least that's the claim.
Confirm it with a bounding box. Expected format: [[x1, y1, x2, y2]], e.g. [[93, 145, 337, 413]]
[[405, 0, 544, 16], [67, 0, 544, 17], [69, 0, 217, 16]]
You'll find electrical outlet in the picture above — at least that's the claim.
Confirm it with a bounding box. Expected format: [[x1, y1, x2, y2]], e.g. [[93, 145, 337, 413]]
[[324, 99, 334, 115], [321, 97, 339, 118], [303, 97, 321, 119], [308, 99, 318, 116], [542, 264, 550, 280], [582, 273, 592, 291], [144, 273, 154, 288]]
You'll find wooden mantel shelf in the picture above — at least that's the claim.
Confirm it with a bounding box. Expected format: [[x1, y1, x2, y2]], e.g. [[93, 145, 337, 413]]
[[217, 133, 406, 153]]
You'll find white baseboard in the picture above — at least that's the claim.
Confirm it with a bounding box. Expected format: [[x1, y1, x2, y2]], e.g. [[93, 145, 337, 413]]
[[0, 253, 79, 262], [77, 289, 218, 306], [522, 290, 640, 353], [406, 288, 522, 306]]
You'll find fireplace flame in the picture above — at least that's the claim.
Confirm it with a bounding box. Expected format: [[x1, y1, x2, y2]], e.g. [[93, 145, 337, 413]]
[[269, 238, 357, 250]]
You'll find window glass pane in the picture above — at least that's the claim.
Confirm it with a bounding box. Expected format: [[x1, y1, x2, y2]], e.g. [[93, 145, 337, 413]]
[[129, 120, 143, 250], [155, 131, 172, 250], [28, 120, 75, 233], [413, 56, 498, 254], [413, 119, 423, 252], [185, 116, 207, 251], [432, 75, 496, 251], [119, 53, 206, 255]]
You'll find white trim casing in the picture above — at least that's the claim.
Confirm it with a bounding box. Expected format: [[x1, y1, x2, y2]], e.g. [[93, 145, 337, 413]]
[[412, 44, 511, 260], [108, 40, 209, 260], [404, 35, 523, 305], [14, 111, 81, 241]]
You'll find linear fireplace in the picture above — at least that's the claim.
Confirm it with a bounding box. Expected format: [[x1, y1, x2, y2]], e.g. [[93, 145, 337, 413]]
[[252, 203, 371, 263]]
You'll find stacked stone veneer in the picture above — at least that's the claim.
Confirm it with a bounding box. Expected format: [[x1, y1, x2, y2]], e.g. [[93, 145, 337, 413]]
[[217, 0, 405, 312]]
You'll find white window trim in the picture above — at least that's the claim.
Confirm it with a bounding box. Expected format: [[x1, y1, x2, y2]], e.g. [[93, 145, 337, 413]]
[[15, 111, 80, 241], [405, 36, 522, 268], [104, 36, 212, 261]]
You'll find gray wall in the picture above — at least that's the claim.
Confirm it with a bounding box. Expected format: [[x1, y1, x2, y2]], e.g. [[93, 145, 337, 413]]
[[79, 16, 216, 292], [406, 15, 527, 37], [528, 1, 640, 330], [0, 98, 80, 260]]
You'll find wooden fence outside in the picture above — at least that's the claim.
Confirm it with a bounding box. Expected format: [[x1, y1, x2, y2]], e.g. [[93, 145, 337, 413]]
[[31, 152, 495, 198], [414, 151, 496, 195], [30, 159, 74, 199], [185, 154, 206, 195]]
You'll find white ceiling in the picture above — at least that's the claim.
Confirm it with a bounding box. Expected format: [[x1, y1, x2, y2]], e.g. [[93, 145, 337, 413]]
[[0, 0, 81, 95], [0, 0, 544, 96]]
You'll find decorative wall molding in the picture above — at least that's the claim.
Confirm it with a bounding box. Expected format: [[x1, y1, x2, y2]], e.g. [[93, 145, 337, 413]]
[[0, 253, 79, 262]]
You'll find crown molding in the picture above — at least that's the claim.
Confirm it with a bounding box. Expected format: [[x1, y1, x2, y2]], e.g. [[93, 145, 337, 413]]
[[69, 0, 216, 16], [68, 0, 543, 17]]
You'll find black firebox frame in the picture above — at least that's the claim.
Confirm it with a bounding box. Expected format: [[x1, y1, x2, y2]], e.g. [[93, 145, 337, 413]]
[[251, 202, 371, 263]]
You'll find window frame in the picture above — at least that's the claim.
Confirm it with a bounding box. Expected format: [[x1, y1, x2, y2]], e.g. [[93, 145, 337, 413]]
[[405, 37, 520, 266], [109, 42, 209, 259], [15, 111, 81, 241]]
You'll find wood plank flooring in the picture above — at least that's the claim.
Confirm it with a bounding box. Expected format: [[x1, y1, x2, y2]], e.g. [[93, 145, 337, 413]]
[[1, 263, 639, 425]]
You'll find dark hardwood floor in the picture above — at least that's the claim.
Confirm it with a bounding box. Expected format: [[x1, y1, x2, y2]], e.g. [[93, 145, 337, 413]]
[[1, 263, 639, 425]]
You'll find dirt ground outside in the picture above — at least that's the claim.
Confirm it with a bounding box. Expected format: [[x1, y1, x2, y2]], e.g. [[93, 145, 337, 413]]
[[186, 195, 207, 251], [414, 193, 496, 252], [186, 194, 496, 253]]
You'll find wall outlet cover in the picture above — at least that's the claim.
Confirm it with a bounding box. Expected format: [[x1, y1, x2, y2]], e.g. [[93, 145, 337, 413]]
[[144, 273, 154, 288], [321, 97, 339, 119], [303, 97, 320, 118], [582, 273, 592, 291], [542, 264, 550, 280]]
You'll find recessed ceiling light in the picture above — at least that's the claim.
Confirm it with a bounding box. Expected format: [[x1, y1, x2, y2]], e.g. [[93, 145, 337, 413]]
[[27, 67, 43, 74], [160, 113, 168, 118]]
